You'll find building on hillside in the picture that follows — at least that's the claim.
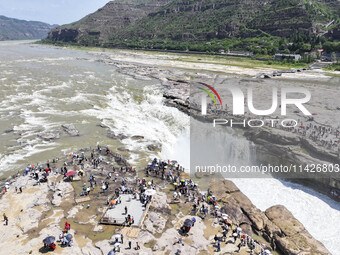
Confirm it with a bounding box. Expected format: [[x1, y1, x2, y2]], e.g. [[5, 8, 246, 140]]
[[274, 54, 301, 61], [321, 52, 340, 62], [226, 50, 253, 57]]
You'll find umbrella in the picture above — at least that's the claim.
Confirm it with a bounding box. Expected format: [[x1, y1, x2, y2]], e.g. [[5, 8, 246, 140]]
[[145, 189, 156, 196], [5, 182, 9, 185], [173, 183, 178, 186], [43, 236, 55, 245], [65, 171, 77, 177], [113, 234, 120, 239], [114, 242, 121, 247], [184, 219, 193, 227], [66, 234, 73, 241], [25, 167, 30, 171], [108, 251, 115, 255], [171, 160, 178, 164], [221, 213, 228, 219], [148, 181, 152, 186], [237, 227, 242, 232]]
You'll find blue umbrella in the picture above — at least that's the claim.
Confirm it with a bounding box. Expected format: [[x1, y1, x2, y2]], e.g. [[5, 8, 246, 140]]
[[108, 250, 115, 255], [66, 234, 73, 241], [43, 236, 55, 245]]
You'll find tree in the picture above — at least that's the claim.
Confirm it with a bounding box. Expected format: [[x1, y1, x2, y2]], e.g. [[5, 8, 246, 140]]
[[300, 43, 312, 52]]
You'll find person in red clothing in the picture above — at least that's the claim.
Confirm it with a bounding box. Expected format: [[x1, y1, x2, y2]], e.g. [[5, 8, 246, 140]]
[[65, 221, 70, 232], [50, 243, 56, 250]]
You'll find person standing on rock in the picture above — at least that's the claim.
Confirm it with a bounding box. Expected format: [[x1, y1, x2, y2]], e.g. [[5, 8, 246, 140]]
[[120, 234, 123, 244], [216, 240, 221, 252], [4, 215, 8, 225], [124, 206, 127, 215], [237, 242, 242, 252], [128, 241, 131, 249], [232, 232, 238, 243]]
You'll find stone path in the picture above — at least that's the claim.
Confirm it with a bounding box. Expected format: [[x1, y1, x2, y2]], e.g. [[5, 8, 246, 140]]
[[102, 194, 146, 226]]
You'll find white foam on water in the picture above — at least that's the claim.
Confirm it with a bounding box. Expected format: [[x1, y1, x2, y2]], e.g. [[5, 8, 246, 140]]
[[14, 110, 51, 132], [61, 92, 96, 104], [14, 57, 75, 63], [0, 142, 58, 175], [160, 127, 190, 170], [39, 108, 80, 117], [82, 83, 189, 165], [231, 178, 340, 254], [39, 81, 71, 92]]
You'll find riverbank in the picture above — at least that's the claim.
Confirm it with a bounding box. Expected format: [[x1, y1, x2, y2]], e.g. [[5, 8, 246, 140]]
[[36, 42, 340, 78], [0, 145, 331, 255]]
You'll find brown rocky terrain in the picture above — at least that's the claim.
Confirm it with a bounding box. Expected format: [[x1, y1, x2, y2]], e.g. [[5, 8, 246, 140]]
[[0, 148, 331, 255], [209, 180, 331, 255], [47, 0, 172, 45]]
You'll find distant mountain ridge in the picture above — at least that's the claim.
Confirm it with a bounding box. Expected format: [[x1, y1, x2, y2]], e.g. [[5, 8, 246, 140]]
[[47, 0, 172, 46], [0, 15, 56, 41], [46, 0, 340, 53]]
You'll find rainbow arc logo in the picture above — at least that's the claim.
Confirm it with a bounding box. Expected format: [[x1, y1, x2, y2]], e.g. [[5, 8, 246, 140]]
[[197, 82, 223, 107]]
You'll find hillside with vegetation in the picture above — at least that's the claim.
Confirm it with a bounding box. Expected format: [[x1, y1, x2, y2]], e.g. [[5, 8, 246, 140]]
[[0, 15, 56, 41], [47, 0, 172, 46], [45, 0, 340, 56]]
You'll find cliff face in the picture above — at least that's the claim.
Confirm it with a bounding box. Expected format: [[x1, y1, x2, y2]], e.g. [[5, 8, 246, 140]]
[[244, 128, 340, 199], [46, 0, 340, 46], [47, 0, 172, 45], [0, 15, 56, 41], [209, 180, 332, 255]]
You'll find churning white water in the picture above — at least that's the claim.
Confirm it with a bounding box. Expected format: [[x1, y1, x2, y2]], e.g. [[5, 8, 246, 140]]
[[0, 41, 189, 177], [232, 178, 340, 255], [192, 124, 340, 254], [187, 116, 339, 253]]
